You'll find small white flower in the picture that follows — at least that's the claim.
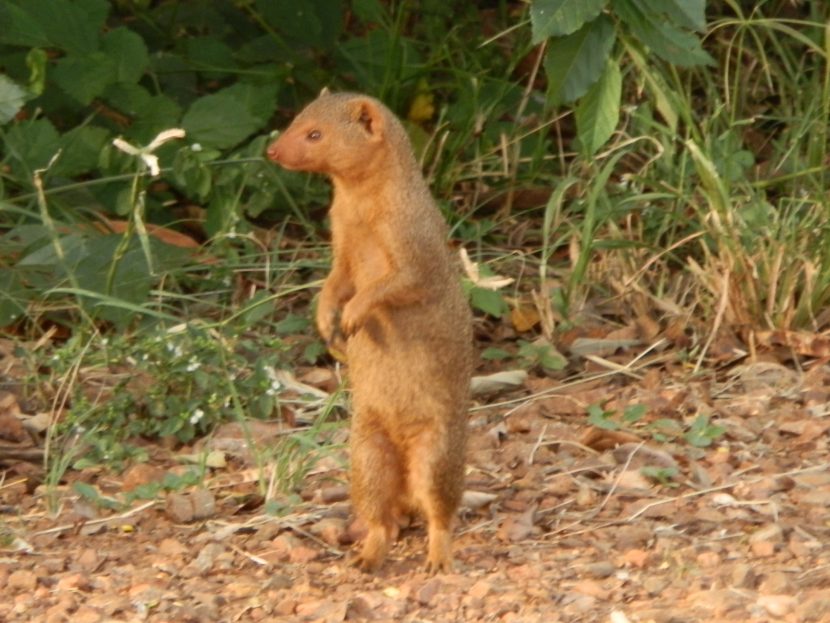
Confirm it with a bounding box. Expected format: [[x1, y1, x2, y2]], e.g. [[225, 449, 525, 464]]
[[112, 128, 186, 177], [459, 247, 514, 290], [189, 408, 205, 425], [191, 143, 202, 152], [186, 357, 201, 372]]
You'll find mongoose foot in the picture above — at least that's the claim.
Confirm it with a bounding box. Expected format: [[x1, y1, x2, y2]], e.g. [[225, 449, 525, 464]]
[[351, 526, 391, 573], [424, 551, 453, 575], [424, 527, 453, 574]]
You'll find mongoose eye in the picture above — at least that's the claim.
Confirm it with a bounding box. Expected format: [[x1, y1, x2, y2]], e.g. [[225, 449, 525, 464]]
[[307, 130, 322, 141]]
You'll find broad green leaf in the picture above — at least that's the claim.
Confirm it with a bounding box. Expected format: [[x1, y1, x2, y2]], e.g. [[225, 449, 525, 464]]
[[184, 37, 237, 80], [531, 0, 607, 42], [587, 404, 618, 430], [54, 126, 109, 177], [613, 0, 714, 66], [103, 84, 182, 143], [0, 74, 27, 124], [470, 287, 509, 318], [0, 268, 29, 327], [0, 1, 49, 48], [575, 59, 621, 155], [257, 0, 343, 49], [183, 85, 271, 150], [0, 0, 108, 54], [102, 27, 149, 84], [2, 118, 60, 182], [221, 82, 279, 128], [52, 53, 118, 105], [640, 0, 706, 31], [544, 15, 615, 105], [481, 347, 512, 361]]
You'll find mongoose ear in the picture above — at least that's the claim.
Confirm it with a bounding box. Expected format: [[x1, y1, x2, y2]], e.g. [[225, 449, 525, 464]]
[[319, 86, 331, 97], [352, 99, 385, 141]]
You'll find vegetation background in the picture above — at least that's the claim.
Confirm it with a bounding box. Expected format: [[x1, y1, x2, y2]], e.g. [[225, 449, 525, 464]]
[[1, 0, 829, 479]]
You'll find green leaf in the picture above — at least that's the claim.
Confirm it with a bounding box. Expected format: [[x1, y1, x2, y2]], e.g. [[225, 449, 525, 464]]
[[0, 268, 29, 327], [2, 118, 60, 182], [640, 0, 706, 31], [54, 126, 109, 177], [257, 0, 343, 49], [481, 347, 512, 361], [641, 465, 678, 485], [184, 37, 237, 80], [613, 0, 714, 66], [587, 404, 618, 430], [183, 83, 277, 150], [0, 0, 108, 54], [275, 313, 310, 334], [102, 27, 149, 84], [575, 59, 621, 155], [544, 14, 615, 105], [0, 1, 49, 48], [52, 53, 118, 105], [0, 74, 27, 124], [622, 403, 647, 423], [469, 287, 508, 318], [684, 414, 725, 448], [531, 0, 607, 42]]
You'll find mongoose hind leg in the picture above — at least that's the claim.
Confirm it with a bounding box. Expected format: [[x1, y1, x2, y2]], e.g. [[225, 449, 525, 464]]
[[408, 431, 462, 574], [349, 419, 405, 572]]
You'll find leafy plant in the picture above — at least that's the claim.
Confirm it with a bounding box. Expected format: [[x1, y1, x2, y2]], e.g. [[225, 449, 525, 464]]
[[587, 402, 647, 431], [684, 413, 725, 448], [531, 0, 711, 155]]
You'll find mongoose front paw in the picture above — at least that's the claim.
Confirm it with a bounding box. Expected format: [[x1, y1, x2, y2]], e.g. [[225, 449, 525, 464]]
[[340, 296, 370, 336]]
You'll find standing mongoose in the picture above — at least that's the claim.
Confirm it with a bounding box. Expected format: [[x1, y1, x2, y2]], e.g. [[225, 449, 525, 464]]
[[266, 91, 473, 573]]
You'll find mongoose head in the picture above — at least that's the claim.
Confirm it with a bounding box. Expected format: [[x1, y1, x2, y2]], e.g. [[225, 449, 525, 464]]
[[266, 92, 397, 178]]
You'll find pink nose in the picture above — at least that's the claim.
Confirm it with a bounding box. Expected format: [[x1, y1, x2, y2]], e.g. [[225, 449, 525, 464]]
[[266, 141, 281, 162]]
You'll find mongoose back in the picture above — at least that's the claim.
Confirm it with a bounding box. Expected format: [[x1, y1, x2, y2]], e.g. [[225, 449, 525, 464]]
[[267, 91, 472, 573]]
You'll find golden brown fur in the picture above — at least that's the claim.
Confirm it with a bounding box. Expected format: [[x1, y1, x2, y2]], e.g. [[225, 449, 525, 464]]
[[267, 91, 472, 573]]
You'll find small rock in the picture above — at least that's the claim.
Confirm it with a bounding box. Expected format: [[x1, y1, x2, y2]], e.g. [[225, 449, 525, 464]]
[[696, 551, 721, 568], [320, 485, 349, 504], [56, 573, 87, 591], [7, 569, 37, 591], [122, 463, 166, 491], [751, 540, 776, 557], [622, 548, 650, 569], [584, 561, 615, 579], [757, 594, 796, 617], [571, 579, 610, 600], [416, 577, 443, 606], [190, 488, 216, 520], [759, 571, 793, 594], [158, 537, 189, 557], [289, 544, 320, 564], [166, 492, 194, 523], [225, 580, 259, 599], [642, 576, 669, 596], [274, 597, 297, 616], [271, 533, 301, 561], [731, 563, 757, 588], [310, 518, 346, 546], [194, 543, 225, 573], [72, 605, 103, 623], [469, 580, 493, 599], [750, 523, 784, 544], [76, 547, 100, 572]]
